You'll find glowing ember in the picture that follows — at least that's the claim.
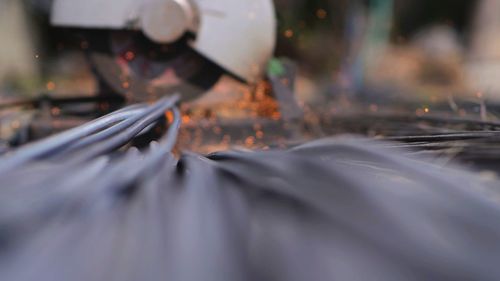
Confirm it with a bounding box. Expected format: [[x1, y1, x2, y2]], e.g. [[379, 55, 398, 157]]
[[51, 107, 61, 116], [245, 136, 255, 147], [316, 9, 327, 19], [124, 51, 135, 61], [166, 111, 174, 123], [46, 81, 56, 91], [256, 130, 264, 139], [284, 29, 294, 38]]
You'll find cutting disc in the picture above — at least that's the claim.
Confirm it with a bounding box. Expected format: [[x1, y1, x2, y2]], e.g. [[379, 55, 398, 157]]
[[84, 30, 224, 102]]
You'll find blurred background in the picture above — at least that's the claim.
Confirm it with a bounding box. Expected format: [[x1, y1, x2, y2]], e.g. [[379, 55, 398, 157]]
[[2, 0, 497, 95], [2, 0, 500, 150]]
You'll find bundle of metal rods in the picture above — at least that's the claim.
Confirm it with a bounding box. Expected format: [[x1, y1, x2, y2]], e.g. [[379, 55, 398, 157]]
[[1, 97, 500, 281], [320, 112, 500, 170]]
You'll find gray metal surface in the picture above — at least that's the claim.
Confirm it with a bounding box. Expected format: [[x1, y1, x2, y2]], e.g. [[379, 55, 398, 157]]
[[0, 98, 500, 280]]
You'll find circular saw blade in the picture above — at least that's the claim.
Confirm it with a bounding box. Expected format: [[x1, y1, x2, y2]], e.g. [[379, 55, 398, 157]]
[[86, 31, 223, 102]]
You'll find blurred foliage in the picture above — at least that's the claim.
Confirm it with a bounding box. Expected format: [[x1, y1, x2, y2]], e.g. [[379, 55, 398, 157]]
[[273, 0, 480, 76]]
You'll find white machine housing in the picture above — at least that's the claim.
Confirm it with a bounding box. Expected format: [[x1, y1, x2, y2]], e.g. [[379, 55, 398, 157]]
[[51, 0, 276, 83]]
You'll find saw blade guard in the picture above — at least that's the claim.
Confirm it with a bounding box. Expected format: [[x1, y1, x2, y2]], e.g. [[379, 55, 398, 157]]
[[50, 0, 277, 83]]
